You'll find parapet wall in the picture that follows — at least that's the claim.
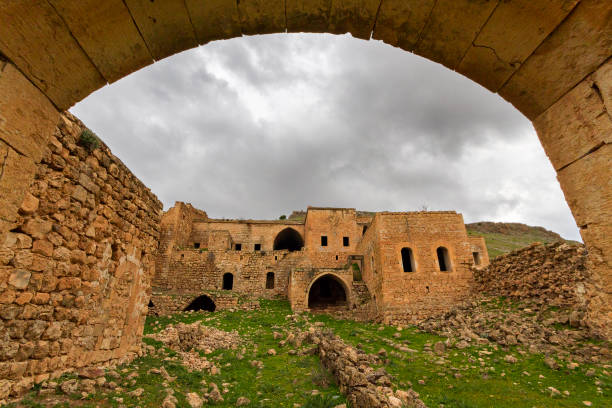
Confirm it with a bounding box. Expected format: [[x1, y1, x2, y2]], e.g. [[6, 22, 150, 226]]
[[473, 242, 589, 308], [0, 113, 162, 397]]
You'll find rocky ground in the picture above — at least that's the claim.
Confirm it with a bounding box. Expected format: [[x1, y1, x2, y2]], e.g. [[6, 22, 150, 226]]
[[3, 299, 611, 408]]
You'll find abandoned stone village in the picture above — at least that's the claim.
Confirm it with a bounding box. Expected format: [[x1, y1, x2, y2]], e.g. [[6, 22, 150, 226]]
[[1, 0, 611, 406], [152, 202, 489, 324]]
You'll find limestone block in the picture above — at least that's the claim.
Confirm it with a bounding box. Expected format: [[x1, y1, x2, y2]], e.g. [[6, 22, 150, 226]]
[[0, 0, 106, 109], [237, 0, 285, 35], [8, 270, 31, 290], [534, 74, 612, 171], [327, 0, 381, 40], [0, 63, 58, 163], [557, 144, 611, 227], [500, 0, 612, 119], [48, 0, 153, 83], [0, 143, 37, 225], [19, 193, 40, 215], [457, 0, 579, 92], [185, 0, 241, 44], [372, 0, 435, 51], [414, 0, 498, 71], [286, 0, 332, 33]]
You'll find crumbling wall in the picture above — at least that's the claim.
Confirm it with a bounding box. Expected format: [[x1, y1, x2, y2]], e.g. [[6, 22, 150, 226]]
[[0, 113, 162, 397], [473, 242, 589, 307]]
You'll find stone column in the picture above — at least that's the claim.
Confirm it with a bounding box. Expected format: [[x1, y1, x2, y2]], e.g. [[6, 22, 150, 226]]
[[534, 59, 612, 339]]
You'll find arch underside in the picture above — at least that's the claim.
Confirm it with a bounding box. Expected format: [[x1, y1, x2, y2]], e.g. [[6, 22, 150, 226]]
[[0, 0, 610, 338]]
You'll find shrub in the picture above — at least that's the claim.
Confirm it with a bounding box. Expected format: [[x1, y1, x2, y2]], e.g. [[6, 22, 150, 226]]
[[352, 263, 362, 281], [302, 394, 340, 408], [279, 215, 287, 220], [78, 129, 100, 152]]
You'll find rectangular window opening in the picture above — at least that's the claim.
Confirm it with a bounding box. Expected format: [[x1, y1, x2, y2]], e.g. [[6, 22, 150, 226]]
[[321, 236, 328, 246], [472, 251, 481, 266], [235, 243, 242, 251], [254, 243, 261, 251], [194, 242, 200, 249], [343, 236, 349, 247]]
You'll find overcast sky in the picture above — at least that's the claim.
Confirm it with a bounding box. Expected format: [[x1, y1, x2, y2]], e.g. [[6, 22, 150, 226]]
[[70, 33, 580, 241]]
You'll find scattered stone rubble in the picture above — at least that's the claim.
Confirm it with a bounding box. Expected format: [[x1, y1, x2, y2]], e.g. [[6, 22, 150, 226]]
[[301, 327, 426, 408], [473, 242, 589, 307], [418, 297, 610, 364], [146, 322, 241, 353]]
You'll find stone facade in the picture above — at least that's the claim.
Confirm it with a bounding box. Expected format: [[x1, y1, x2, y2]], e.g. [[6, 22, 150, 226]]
[[0, 113, 162, 398], [153, 203, 489, 324]]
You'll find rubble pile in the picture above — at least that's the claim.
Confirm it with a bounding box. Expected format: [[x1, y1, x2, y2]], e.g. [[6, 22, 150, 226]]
[[473, 242, 589, 307], [418, 298, 611, 364], [146, 322, 241, 352], [303, 328, 426, 408]]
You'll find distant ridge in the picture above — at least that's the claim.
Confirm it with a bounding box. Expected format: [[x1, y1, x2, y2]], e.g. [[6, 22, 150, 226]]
[[466, 221, 574, 259]]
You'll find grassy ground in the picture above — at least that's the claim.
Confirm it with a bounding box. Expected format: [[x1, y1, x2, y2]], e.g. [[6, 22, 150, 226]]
[[466, 230, 573, 259], [10, 299, 611, 408]]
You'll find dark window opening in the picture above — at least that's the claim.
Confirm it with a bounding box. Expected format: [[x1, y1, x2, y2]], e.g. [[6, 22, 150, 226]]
[[194, 242, 200, 249], [362, 226, 368, 235], [235, 243, 242, 251], [274, 255, 278, 261], [266, 272, 275, 289], [273, 228, 304, 252], [184, 295, 216, 312], [148, 300, 154, 308], [401, 247, 416, 272], [437, 247, 451, 272], [181, 254, 184, 259], [308, 275, 347, 309], [343, 236, 349, 247], [335, 255, 339, 260], [254, 243, 261, 251], [321, 236, 328, 246], [473, 251, 481, 266], [222, 273, 234, 290]]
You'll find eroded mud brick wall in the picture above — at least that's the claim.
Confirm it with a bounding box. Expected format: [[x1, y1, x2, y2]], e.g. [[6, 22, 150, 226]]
[[369, 212, 479, 325], [0, 113, 162, 397], [473, 242, 589, 309]]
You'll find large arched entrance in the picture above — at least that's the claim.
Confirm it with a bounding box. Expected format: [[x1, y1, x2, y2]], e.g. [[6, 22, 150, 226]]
[[308, 274, 348, 310], [0, 3, 609, 393], [273, 228, 304, 251], [184, 295, 216, 312]]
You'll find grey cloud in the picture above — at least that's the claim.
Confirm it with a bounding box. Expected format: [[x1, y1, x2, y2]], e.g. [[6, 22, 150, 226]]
[[71, 33, 580, 241]]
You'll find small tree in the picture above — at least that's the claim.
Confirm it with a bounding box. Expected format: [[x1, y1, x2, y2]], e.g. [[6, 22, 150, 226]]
[[279, 215, 287, 220]]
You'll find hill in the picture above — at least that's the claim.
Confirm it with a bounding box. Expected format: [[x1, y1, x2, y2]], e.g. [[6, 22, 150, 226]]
[[466, 221, 572, 259]]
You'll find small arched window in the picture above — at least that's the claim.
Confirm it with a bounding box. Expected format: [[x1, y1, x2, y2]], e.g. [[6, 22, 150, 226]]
[[266, 272, 275, 289], [222, 273, 234, 290], [436, 247, 451, 272], [401, 247, 416, 272]]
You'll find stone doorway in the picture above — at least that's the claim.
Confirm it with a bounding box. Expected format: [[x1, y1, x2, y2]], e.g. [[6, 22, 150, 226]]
[[308, 275, 348, 309]]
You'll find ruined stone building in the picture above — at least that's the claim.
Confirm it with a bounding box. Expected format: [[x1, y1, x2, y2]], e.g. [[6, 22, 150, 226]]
[[153, 203, 489, 324]]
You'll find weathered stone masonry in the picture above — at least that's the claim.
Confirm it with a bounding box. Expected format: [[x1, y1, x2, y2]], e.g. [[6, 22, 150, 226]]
[[0, 113, 162, 398], [153, 203, 490, 325]]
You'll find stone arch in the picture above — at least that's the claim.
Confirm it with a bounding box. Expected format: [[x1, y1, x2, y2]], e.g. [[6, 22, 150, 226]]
[[436, 246, 452, 272], [273, 227, 304, 251], [184, 294, 216, 312], [307, 273, 351, 309], [0, 0, 609, 340]]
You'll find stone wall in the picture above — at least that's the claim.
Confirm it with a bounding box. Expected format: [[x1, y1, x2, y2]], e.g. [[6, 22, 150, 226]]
[[473, 242, 590, 308], [362, 212, 482, 325], [0, 113, 162, 397], [149, 291, 259, 315]]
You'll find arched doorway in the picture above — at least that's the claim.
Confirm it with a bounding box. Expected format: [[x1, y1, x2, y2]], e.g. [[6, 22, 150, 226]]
[[273, 228, 304, 251], [308, 274, 348, 309], [184, 295, 216, 312], [222, 273, 234, 290]]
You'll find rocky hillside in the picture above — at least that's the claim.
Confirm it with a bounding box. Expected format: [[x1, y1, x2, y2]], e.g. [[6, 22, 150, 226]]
[[467, 221, 571, 259]]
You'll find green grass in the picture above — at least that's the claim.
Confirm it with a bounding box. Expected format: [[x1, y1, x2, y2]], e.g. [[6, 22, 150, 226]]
[[467, 230, 571, 259], [11, 300, 610, 408]]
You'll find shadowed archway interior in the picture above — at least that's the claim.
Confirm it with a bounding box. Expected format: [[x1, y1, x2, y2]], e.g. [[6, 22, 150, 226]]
[[184, 295, 216, 312], [308, 275, 348, 309], [273, 227, 304, 251]]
